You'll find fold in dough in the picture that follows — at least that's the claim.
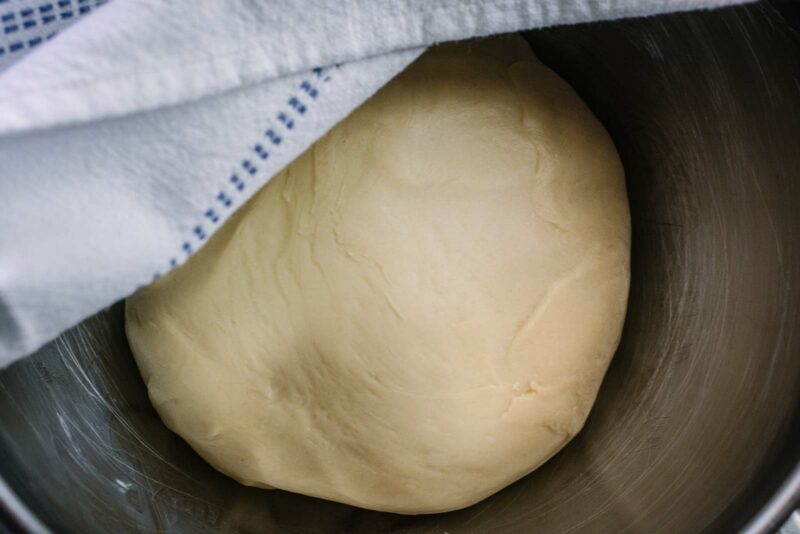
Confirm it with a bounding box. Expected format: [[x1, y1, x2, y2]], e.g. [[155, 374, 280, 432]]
[[126, 35, 631, 514]]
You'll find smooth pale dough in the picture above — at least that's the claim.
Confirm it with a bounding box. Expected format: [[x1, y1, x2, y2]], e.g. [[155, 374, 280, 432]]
[[126, 36, 630, 514]]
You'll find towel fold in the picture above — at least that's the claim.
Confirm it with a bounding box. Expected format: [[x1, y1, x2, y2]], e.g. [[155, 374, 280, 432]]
[[0, 0, 748, 366]]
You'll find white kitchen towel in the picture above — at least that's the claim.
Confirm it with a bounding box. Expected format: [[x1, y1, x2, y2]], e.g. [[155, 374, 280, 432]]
[[0, 0, 109, 73], [0, 0, 748, 367]]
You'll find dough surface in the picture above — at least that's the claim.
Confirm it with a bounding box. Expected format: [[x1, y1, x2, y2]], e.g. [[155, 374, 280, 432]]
[[126, 36, 630, 514]]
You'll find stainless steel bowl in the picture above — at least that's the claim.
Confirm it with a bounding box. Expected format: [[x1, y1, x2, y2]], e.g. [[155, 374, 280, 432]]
[[1, 2, 799, 533]]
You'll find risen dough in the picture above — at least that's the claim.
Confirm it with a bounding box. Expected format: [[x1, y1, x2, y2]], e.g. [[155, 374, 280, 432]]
[[126, 36, 630, 514]]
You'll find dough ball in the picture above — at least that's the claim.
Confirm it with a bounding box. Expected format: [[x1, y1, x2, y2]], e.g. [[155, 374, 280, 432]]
[[126, 35, 630, 514]]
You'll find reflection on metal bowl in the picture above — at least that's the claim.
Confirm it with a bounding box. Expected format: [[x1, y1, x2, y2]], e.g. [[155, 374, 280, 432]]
[[1, 2, 799, 532]]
